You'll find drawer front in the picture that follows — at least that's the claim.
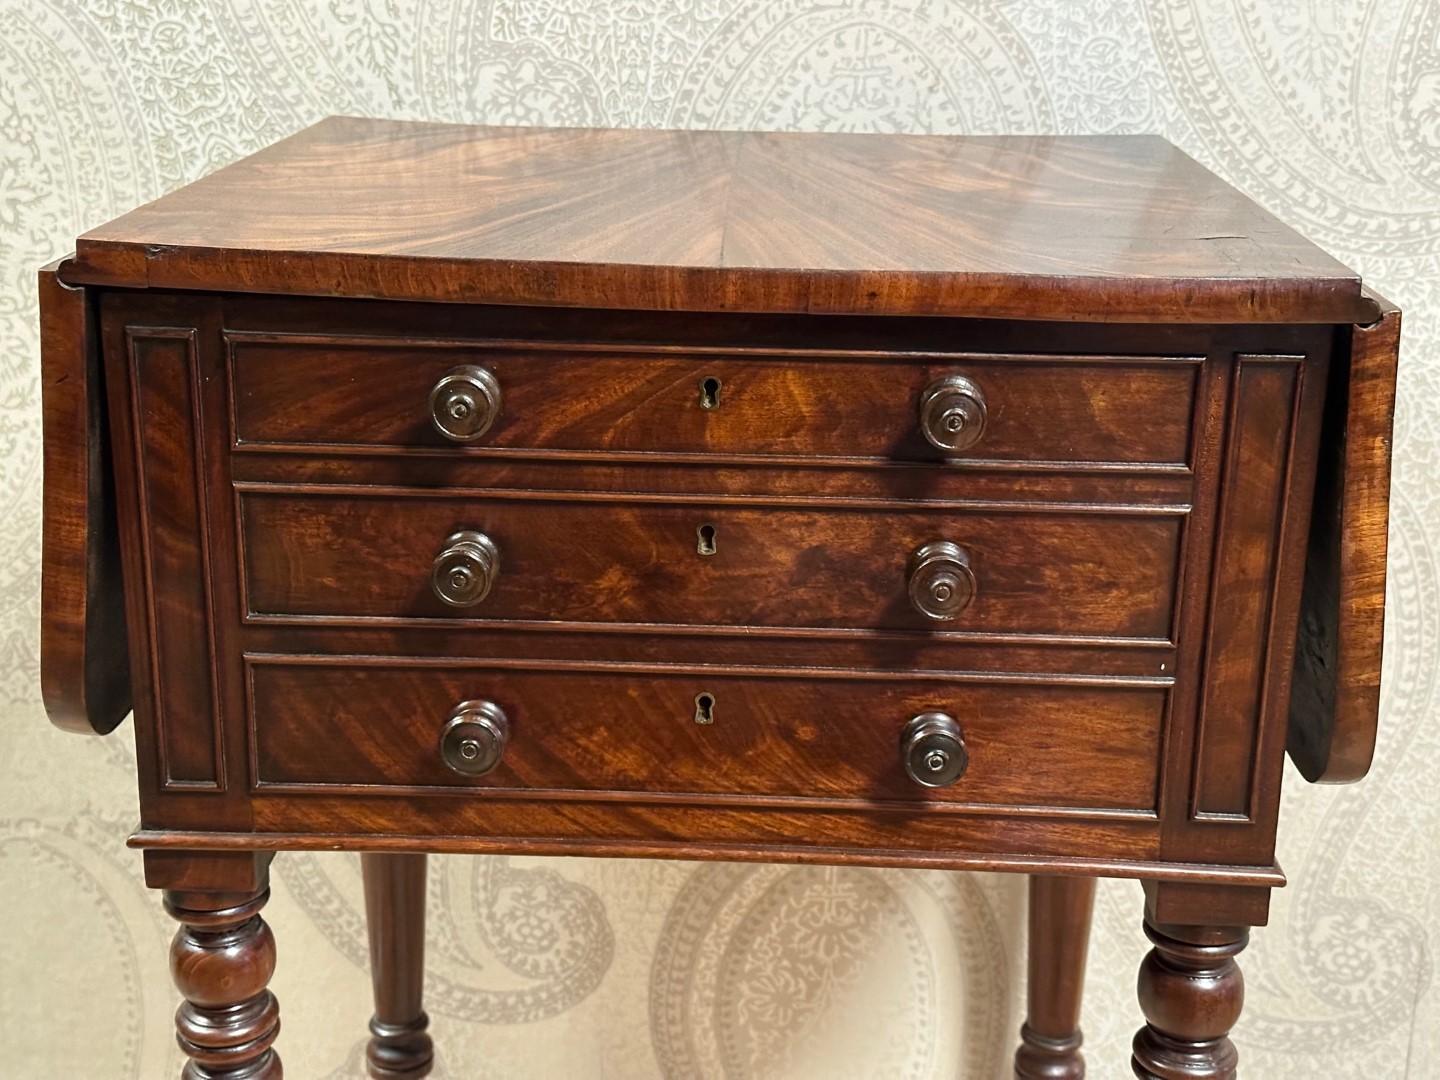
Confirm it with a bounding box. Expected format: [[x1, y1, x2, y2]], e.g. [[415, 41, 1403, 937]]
[[247, 658, 1166, 814], [227, 333, 1198, 468], [239, 490, 1182, 639]]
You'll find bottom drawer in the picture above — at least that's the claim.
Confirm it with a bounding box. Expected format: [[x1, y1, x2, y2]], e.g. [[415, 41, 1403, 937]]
[[247, 657, 1164, 816]]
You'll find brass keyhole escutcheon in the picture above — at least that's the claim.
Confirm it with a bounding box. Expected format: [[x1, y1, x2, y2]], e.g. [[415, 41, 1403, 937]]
[[699, 376, 722, 410], [696, 523, 717, 556], [694, 692, 716, 725]]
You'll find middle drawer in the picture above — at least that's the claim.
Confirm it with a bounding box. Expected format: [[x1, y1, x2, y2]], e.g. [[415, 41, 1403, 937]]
[[239, 489, 1181, 639]]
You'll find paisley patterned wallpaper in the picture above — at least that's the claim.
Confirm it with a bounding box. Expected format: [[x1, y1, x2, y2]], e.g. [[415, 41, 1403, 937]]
[[1, 2, 1436, 1076]]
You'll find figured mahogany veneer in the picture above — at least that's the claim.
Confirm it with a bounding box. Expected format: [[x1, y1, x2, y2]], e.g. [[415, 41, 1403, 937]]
[[239, 489, 1183, 637], [66, 117, 1376, 325], [38, 119, 1400, 1079], [228, 332, 1200, 468], [37, 262, 129, 734], [1289, 299, 1401, 782], [247, 657, 1168, 812]]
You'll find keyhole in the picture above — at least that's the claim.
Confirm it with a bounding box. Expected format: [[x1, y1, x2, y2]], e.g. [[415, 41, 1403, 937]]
[[696, 523, 717, 556], [694, 692, 716, 725], [699, 376, 722, 410]]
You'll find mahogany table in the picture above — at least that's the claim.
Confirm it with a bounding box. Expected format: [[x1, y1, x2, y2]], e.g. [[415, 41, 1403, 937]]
[[39, 117, 1399, 1079]]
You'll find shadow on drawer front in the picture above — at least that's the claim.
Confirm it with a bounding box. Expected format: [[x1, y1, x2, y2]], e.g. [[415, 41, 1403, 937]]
[[246, 657, 1165, 816], [238, 490, 1182, 639]]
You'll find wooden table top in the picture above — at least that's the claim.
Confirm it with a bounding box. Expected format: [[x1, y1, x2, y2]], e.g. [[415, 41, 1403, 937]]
[[67, 116, 1373, 323]]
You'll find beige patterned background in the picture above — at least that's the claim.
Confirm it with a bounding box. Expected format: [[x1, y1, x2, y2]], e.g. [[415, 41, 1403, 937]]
[[1, 1, 1436, 1077]]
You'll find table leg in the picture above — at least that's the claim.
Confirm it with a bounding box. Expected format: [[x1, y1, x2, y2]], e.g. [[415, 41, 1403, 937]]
[[362, 853, 434, 1079], [1014, 874, 1097, 1079], [1131, 918, 1248, 1079], [164, 884, 281, 1079]]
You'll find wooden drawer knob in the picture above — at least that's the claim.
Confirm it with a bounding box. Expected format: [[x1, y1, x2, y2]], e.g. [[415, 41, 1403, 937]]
[[440, 699, 509, 776], [919, 374, 987, 453], [907, 540, 976, 621], [430, 364, 501, 441], [431, 530, 499, 607], [901, 712, 968, 787]]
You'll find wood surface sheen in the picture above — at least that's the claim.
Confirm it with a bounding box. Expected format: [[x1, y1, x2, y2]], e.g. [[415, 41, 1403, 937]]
[[126, 327, 223, 788], [238, 490, 1182, 637], [83, 287, 1341, 882], [32, 117, 1402, 1080], [65, 116, 1374, 324], [247, 659, 1166, 810], [228, 333, 1199, 467], [362, 853, 434, 1079], [1016, 875, 1096, 1080], [1131, 921, 1249, 1079], [37, 261, 130, 734], [1289, 292, 1400, 782]]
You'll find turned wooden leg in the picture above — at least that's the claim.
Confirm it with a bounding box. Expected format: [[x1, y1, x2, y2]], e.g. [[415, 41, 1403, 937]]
[[1014, 875, 1097, 1079], [362, 853, 434, 1079], [165, 885, 281, 1079], [1132, 918, 1248, 1079]]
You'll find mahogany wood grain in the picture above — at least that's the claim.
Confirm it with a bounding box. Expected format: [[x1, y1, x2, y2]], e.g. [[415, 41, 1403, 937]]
[[227, 332, 1199, 468], [132, 828, 1286, 887], [1191, 357, 1308, 819], [238, 490, 1183, 638], [1143, 879, 1272, 930], [1290, 291, 1400, 782], [98, 295, 259, 836], [233, 448, 1195, 507], [165, 882, 281, 1079], [124, 326, 224, 787], [208, 287, 1329, 364], [90, 287, 1343, 883], [1132, 922, 1247, 1080], [38, 261, 130, 734], [247, 658, 1167, 812], [1158, 344, 1329, 873], [238, 621, 1175, 677], [1015, 875, 1097, 1080], [35, 115, 1403, 1077], [66, 118, 1374, 324], [169, 792, 1167, 871], [362, 854, 433, 1079], [144, 850, 273, 893]]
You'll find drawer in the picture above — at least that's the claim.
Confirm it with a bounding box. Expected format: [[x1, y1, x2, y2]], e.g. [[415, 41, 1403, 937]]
[[227, 332, 1199, 468], [239, 489, 1183, 639], [246, 658, 1166, 814]]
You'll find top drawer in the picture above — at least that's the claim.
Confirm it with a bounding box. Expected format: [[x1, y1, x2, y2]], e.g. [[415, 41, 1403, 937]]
[[226, 332, 1199, 469]]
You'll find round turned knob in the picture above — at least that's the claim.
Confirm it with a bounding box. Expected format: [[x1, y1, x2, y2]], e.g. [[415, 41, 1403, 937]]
[[430, 365, 502, 442], [440, 699, 509, 776], [901, 712, 968, 788], [431, 530, 499, 607], [919, 374, 987, 453], [907, 540, 976, 621]]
